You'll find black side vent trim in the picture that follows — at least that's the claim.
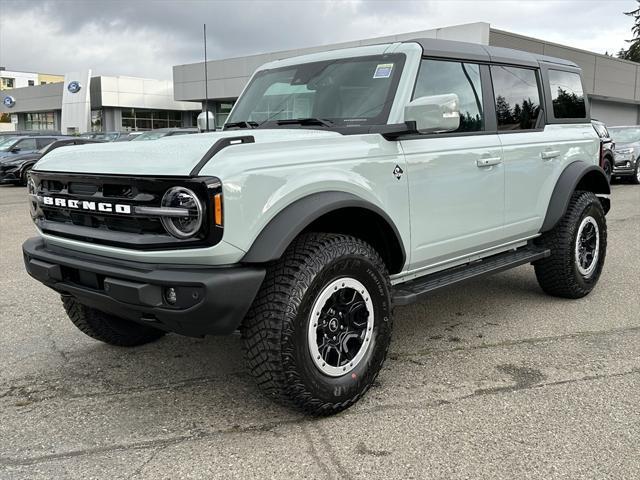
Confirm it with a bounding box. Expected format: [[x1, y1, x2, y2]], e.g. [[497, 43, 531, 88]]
[[190, 136, 255, 176]]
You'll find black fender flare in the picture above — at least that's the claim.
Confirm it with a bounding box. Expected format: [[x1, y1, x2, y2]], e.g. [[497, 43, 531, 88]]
[[241, 191, 406, 268], [541, 161, 610, 232]]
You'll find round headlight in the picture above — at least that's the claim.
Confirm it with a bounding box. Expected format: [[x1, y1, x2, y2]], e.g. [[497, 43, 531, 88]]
[[160, 187, 203, 239]]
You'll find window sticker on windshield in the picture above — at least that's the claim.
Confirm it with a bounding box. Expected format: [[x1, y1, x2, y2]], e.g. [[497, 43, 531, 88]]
[[373, 63, 394, 79]]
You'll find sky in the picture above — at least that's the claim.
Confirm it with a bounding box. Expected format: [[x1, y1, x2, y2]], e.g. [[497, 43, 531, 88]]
[[0, 0, 636, 80]]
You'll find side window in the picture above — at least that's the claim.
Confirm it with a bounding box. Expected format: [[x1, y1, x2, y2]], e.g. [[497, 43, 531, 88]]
[[413, 59, 484, 133], [17, 138, 38, 151], [548, 70, 586, 119], [36, 138, 56, 149], [491, 66, 541, 131]]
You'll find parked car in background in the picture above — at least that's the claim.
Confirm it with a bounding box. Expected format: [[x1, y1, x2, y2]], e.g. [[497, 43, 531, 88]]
[[0, 135, 64, 160], [591, 120, 614, 182], [0, 130, 61, 138], [80, 132, 130, 142], [114, 132, 145, 141], [130, 128, 198, 141], [608, 126, 640, 184], [0, 138, 102, 185]]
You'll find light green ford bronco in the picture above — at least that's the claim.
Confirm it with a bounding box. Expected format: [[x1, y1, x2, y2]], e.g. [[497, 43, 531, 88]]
[[23, 38, 610, 415]]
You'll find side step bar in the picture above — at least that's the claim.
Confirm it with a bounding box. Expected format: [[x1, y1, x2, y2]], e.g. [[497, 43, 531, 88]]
[[392, 245, 550, 306]]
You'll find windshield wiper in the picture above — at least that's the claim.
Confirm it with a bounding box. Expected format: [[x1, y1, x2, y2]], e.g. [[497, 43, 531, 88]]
[[275, 118, 334, 128], [224, 121, 259, 130]]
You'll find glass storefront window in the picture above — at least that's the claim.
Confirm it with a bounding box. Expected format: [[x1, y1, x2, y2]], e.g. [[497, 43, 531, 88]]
[[120, 108, 187, 131], [25, 112, 55, 130], [216, 102, 235, 127]]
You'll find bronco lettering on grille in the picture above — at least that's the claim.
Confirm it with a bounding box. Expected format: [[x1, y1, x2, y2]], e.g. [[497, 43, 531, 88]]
[[42, 196, 132, 214]]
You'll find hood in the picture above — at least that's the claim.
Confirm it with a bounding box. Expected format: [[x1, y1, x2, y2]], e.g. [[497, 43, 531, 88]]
[[34, 129, 341, 177], [0, 152, 40, 165], [614, 141, 640, 150]]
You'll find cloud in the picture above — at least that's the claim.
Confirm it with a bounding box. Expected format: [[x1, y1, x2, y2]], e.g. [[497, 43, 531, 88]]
[[0, 0, 634, 80]]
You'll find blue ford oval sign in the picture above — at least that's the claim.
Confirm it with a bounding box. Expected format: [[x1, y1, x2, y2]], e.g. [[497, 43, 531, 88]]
[[3, 95, 15, 108], [67, 81, 82, 93]]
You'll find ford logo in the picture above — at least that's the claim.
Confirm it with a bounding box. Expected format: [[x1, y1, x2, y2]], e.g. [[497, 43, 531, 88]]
[[3, 95, 15, 108], [67, 81, 82, 94]]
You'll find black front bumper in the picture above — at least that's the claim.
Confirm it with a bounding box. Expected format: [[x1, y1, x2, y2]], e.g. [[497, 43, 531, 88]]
[[612, 158, 637, 177], [23, 237, 266, 337], [0, 170, 20, 184]]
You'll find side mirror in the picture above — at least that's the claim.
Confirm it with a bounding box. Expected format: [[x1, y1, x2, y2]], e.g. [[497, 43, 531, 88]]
[[10, 147, 21, 153], [404, 93, 460, 133], [197, 111, 216, 132]]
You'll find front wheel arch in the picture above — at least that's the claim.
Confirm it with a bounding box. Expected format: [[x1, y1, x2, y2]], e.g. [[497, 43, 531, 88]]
[[241, 192, 406, 274]]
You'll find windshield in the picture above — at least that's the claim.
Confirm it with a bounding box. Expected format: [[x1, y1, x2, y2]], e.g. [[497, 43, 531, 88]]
[[131, 131, 169, 141], [0, 137, 20, 152], [226, 54, 405, 128], [0, 137, 19, 151], [609, 127, 640, 144]]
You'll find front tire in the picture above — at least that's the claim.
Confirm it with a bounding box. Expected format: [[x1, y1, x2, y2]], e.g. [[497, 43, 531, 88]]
[[242, 233, 393, 415], [62, 297, 166, 346], [20, 166, 32, 187], [534, 191, 607, 298], [632, 159, 640, 185], [602, 157, 612, 183]]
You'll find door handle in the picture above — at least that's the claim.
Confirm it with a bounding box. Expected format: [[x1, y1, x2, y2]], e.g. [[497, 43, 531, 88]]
[[476, 157, 502, 167], [541, 150, 561, 160]]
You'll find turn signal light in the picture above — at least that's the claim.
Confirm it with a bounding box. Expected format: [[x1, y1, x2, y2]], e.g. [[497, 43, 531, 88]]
[[214, 193, 223, 226]]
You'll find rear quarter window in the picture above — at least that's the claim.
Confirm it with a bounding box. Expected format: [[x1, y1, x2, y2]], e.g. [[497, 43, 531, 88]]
[[548, 70, 586, 119]]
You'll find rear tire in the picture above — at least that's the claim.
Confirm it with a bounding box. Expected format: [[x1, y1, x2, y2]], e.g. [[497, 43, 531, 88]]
[[62, 297, 166, 346], [534, 191, 606, 298], [242, 233, 393, 415]]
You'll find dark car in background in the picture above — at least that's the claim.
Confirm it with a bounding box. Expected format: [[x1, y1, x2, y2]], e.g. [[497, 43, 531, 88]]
[[80, 132, 130, 142], [0, 138, 102, 186], [0, 130, 61, 138], [0, 135, 64, 160], [608, 126, 640, 184], [130, 127, 198, 141], [592, 120, 614, 182]]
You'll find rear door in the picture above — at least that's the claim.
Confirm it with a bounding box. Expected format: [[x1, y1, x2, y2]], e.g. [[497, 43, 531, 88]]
[[495, 65, 592, 240], [401, 59, 505, 271]]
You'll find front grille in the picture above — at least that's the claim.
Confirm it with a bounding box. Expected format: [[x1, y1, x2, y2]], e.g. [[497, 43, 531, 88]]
[[29, 171, 223, 250]]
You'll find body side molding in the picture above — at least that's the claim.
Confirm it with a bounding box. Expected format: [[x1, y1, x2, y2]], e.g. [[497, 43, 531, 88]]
[[241, 191, 406, 270], [541, 160, 610, 232]]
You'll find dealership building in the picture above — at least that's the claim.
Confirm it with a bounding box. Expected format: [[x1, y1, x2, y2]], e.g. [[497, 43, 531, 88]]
[[2, 22, 638, 133], [173, 22, 640, 127], [0, 70, 200, 134]]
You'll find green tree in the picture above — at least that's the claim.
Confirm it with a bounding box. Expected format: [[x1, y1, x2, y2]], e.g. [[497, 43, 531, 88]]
[[495, 95, 513, 126], [619, 1, 640, 62]]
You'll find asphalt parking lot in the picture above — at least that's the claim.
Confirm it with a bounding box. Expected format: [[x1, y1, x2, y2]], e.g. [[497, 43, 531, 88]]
[[0, 183, 638, 479]]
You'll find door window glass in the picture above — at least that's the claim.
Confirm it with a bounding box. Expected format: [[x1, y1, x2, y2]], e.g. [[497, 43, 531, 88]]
[[16, 138, 38, 150], [491, 66, 541, 130], [413, 59, 484, 132]]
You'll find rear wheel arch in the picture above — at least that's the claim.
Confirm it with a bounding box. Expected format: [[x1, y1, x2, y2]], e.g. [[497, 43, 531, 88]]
[[541, 161, 610, 233], [241, 192, 406, 274]]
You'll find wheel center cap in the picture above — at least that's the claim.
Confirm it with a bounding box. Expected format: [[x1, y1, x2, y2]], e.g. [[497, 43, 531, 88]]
[[328, 318, 339, 332]]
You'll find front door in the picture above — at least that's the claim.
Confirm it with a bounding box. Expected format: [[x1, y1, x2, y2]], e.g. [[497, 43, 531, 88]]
[[401, 59, 505, 272]]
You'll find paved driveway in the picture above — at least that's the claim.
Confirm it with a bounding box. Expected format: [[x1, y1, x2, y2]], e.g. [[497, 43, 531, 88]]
[[1, 184, 638, 479]]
